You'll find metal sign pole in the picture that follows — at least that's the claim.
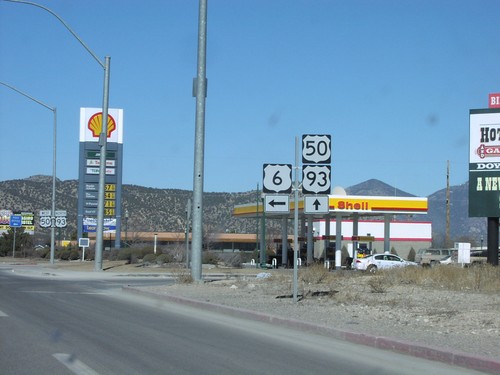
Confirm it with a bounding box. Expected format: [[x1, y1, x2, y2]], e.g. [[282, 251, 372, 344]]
[[293, 137, 299, 303], [12, 227, 17, 258]]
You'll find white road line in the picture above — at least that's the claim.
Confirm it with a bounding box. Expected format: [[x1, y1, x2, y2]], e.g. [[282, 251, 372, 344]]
[[53, 353, 100, 375], [0, 309, 8, 317]]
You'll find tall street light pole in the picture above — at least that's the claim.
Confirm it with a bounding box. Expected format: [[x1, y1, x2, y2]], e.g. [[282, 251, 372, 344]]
[[191, 0, 208, 281], [1, 0, 111, 271], [0, 81, 57, 264]]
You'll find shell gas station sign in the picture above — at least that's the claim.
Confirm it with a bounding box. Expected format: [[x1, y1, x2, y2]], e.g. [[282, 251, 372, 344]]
[[79, 108, 123, 144], [77, 108, 124, 243], [328, 196, 427, 213], [233, 195, 428, 217]]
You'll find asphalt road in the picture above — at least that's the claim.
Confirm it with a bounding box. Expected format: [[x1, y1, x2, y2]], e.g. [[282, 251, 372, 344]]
[[0, 265, 488, 375]]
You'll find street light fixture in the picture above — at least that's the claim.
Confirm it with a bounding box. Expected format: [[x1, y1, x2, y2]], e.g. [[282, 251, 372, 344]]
[[0, 81, 57, 264], [1, 0, 111, 271]]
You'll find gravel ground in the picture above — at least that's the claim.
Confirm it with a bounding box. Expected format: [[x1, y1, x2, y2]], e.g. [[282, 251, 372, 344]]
[[138, 269, 500, 362]]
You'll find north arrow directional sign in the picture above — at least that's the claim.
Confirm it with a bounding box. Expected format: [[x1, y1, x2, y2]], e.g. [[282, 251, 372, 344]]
[[264, 195, 290, 213], [304, 196, 329, 214]]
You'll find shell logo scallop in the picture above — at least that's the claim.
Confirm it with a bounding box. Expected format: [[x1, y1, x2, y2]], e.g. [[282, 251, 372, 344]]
[[87, 112, 116, 138]]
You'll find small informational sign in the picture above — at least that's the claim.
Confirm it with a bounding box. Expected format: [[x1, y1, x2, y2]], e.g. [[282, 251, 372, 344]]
[[9, 215, 22, 228], [489, 93, 500, 108], [456, 242, 471, 264], [78, 238, 90, 248], [264, 195, 290, 213], [304, 196, 329, 214]]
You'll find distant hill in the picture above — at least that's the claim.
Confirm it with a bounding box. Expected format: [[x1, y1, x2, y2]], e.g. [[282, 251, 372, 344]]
[[0, 176, 485, 247], [345, 179, 414, 197]]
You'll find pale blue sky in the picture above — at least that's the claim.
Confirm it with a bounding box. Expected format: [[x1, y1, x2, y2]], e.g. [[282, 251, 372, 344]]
[[1, 0, 499, 197]]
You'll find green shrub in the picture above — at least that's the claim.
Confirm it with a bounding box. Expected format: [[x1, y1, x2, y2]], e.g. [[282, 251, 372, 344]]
[[140, 246, 156, 259], [224, 253, 242, 267], [202, 251, 219, 265], [142, 253, 157, 264], [59, 249, 70, 260], [407, 248, 416, 261], [156, 253, 173, 265], [84, 249, 95, 261], [69, 250, 80, 261], [38, 248, 50, 259], [117, 248, 131, 261], [104, 249, 120, 261]]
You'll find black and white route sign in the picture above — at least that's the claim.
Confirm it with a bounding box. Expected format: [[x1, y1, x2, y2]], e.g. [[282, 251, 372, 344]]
[[302, 165, 331, 194], [264, 195, 290, 213], [39, 210, 67, 228], [302, 134, 331, 164], [304, 196, 329, 214], [263, 164, 292, 193]]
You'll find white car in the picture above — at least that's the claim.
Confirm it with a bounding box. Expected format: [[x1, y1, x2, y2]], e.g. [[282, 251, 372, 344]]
[[439, 255, 454, 265], [353, 253, 417, 272]]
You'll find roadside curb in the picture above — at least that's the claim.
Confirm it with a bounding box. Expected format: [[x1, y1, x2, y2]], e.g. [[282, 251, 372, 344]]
[[123, 286, 500, 375]]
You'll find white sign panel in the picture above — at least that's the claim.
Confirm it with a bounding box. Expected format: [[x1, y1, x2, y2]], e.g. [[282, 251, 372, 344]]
[[304, 196, 329, 214], [302, 134, 331, 164], [79, 108, 124, 144], [54, 217, 67, 228], [86, 159, 116, 167], [264, 195, 290, 213], [263, 164, 292, 193], [86, 167, 116, 175], [302, 165, 331, 194], [39, 216, 52, 228], [456, 242, 471, 264], [469, 112, 500, 164]]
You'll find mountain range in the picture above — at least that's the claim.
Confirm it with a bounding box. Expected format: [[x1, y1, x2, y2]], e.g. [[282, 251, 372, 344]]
[[0, 176, 486, 247]]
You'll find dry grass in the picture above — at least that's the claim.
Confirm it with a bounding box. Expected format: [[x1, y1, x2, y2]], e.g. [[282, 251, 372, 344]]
[[171, 269, 194, 284], [298, 263, 332, 285], [365, 264, 500, 293], [366, 276, 388, 293]]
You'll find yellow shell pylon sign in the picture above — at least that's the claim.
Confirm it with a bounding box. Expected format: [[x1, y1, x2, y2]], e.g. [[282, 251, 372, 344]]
[[87, 112, 116, 138]]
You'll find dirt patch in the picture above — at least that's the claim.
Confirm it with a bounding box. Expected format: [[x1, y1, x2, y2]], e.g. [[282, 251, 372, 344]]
[[143, 268, 500, 361]]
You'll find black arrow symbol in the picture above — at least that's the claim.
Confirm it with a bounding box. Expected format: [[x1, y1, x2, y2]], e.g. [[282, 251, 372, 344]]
[[313, 199, 321, 210], [269, 200, 286, 207]]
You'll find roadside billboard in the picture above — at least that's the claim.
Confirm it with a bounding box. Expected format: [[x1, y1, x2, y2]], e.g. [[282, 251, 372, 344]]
[[469, 109, 500, 217]]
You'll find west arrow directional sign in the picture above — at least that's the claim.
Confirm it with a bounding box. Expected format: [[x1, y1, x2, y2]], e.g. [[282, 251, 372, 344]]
[[304, 196, 329, 214], [264, 195, 290, 213]]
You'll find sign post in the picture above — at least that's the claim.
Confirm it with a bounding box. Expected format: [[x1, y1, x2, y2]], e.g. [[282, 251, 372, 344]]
[[262, 164, 292, 268], [9, 215, 22, 258], [79, 238, 90, 261], [302, 134, 332, 267]]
